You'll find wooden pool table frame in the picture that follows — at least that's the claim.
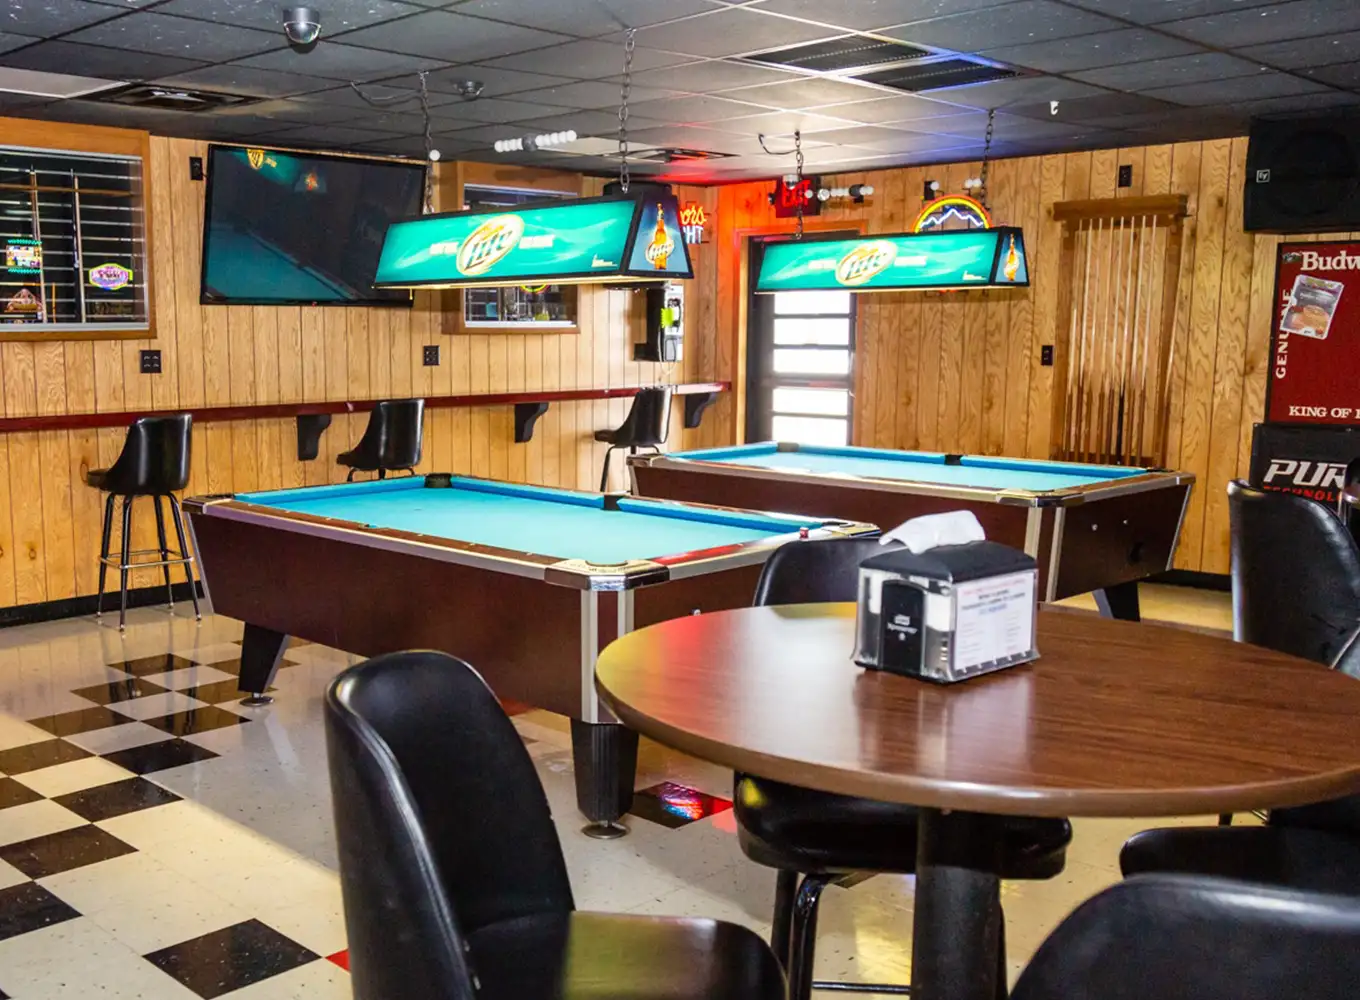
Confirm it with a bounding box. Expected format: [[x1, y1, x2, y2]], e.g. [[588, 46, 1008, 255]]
[[183, 479, 874, 836], [630, 445, 1195, 620]]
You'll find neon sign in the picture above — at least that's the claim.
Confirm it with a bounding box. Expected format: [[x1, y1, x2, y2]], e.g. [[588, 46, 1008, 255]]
[[913, 194, 992, 233], [679, 202, 709, 245], [770, 176, 821, 219]]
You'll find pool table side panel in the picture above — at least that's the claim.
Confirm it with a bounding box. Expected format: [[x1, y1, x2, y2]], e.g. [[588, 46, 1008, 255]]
[[190, 513, 587, 718], [1049, 482, 1194, 600]]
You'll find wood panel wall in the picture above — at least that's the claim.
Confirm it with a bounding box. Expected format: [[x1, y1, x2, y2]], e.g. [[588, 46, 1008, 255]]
[[0, 132, 720, 610], [710, 136, 1327, 576]]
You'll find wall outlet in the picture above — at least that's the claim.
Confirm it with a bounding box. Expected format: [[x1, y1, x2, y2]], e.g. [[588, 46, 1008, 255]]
[[423, 344, 440, 366], [140, 349, 162, 374], [189, 157, 204, 181], [1117, 164, 1133, 188], [1040, 344, 1054, 367]]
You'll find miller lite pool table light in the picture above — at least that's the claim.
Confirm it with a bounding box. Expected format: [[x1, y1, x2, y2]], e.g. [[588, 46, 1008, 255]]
[[373, 193, 693, 290], [755, 227, 1028, 294]]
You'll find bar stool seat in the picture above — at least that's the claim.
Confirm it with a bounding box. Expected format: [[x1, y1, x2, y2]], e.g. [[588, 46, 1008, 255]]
[[338, 399, 424, 481], [86, 414, 200, 630], [594, 386, 672, 492]]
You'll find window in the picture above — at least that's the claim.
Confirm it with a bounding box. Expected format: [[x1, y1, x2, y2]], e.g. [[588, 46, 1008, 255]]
[[746, 243, 856, 445], [0, 145, 148, 335], [460, 184, 575, 328]]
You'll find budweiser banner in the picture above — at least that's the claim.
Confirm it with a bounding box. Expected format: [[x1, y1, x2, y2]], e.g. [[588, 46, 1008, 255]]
[[1249, 422, 1360, 506], [1266, 240, 1360, 424]]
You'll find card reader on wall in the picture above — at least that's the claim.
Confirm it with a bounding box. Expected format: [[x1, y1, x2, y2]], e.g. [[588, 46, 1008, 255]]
[[634, 281, 684, 363]]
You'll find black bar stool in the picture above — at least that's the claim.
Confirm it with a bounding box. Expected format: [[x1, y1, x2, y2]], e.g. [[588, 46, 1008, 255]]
[[594, 386, 672, 492], [337, 399, 424, 481], [85, 414, 200, 630]]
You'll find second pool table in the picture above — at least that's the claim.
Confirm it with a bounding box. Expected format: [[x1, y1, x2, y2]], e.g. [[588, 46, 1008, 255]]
[[184, 475, 871, 835], [631, 442, 1194, 620]]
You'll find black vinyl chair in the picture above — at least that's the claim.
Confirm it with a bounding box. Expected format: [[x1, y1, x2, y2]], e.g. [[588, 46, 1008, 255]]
[[1009, 875, 1360, 1000], [324, 650, 786, 1000], [1229, 479, 1360, 664], [337, 398, 424, 481], [594, 386, 672, 492], [85, 414, 199, 630], [1119, 480, 1360, 882], [738, 537, 1073, 1000]]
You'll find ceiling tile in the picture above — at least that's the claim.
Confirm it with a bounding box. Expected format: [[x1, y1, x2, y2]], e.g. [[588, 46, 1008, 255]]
[[811, 93, 965, 124], [625, 124, 776, 153], [455, 0, 725, 38], [293, 82, 469, 111], [1304, 62, 1360, 89], [627, 92, 772, 123], [920, 111, 1107, 140], [721, 76, 890, 109], [482, 38, 694, 76], [618, 8, 846, 59], [157, 0, 425, 34], [1006, 92, 1181, 121], [0, 39, 206, 79], [511, 109, 667, 133], [511, 80, 680, 109], [335, 10, 570, 62], [1242, 29, 1360, 71], [621, 58, 802, 92], [1158, 0, 1360, 48], [382, 66, 574, 99], [925, 76, 1107, 112], [153, 63, 338, 98], [980, 28, 1204, 74], [66, 12, 279, 61], [1143, 71, 1331, 106], [0, 0, 124, 37], [217, 97, 366, 126], [238, 41, 446, 81], [882, 1, 1124, 52], [429, 96, 558, 123], [0, 32, 38, 54], [747, 0, 1013, 32], [707, 108, 858, 136], [264, 123, 405, 146], [1071, 52, 1265, 91], [1221, 91, 1360, 115], [1056, 0, 1280, 23]]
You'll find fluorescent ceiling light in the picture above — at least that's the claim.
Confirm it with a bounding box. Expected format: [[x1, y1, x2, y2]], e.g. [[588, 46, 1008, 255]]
[[0, 68, 124, 99]]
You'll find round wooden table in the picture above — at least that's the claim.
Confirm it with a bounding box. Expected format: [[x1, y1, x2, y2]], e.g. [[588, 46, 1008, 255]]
[[595, 604, 1360, 1000]]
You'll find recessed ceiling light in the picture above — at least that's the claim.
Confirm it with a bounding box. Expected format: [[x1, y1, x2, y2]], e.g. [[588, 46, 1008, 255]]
[[0, 67, 123, 99]]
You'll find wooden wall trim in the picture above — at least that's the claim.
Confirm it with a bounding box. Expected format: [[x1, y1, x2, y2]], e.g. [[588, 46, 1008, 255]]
[[1052, 194, 1190, 222], [0, 382, 730, 433]]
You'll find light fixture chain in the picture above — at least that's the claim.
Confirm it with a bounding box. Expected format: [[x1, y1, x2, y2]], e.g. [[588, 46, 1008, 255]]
[[794, 129, 804, 240], [979, 108, 995, 208], [618, 28, 636, 194], [419, 70, 434, 213]]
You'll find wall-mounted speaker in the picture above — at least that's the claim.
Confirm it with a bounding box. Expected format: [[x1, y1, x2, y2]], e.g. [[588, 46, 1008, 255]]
[[1245, 115, 1360, 233]]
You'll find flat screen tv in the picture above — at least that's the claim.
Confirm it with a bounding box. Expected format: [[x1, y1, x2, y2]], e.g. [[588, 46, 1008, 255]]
[[200, 145, 425, 306]]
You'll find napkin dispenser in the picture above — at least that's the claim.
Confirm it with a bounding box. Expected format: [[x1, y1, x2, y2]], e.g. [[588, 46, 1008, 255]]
[[854, 538, 1039, 684]]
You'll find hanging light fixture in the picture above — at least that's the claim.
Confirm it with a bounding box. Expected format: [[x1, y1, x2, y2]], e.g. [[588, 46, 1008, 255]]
[[372, 30, 691, 291]]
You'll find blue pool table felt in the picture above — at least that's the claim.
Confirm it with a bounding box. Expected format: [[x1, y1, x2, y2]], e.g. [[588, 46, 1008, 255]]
[[679, 444, 1146, 493], [237, 477, 821, 565]]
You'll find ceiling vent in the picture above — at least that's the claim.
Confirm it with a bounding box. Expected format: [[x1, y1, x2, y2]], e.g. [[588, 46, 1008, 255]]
[[633, 147, 737, 163], [85, 83, 259, 112], [745, 37, 934, 74], [746, 37, 1019, 94]]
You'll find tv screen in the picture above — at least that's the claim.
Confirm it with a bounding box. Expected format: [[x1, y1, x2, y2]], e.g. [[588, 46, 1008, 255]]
[[200, 145, 425, 306]]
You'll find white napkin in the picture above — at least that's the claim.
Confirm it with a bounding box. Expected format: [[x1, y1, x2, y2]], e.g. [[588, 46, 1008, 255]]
[[880, 510, 986, 554]]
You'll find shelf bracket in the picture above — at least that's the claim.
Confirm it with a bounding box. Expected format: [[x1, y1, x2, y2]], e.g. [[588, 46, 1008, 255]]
[[514, 402, 550, 443], [296, 414, 332, 461], [683, 392, 720, 430]]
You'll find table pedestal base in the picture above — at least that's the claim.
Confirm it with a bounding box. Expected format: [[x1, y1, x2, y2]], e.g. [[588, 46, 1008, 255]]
[[571, 720, 639, 838], [912, 809, 1006, 1000]]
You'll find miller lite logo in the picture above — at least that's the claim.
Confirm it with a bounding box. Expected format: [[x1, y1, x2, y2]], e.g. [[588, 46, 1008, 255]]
[[456, 214, 524, 276], [835, 241, 896, 286]]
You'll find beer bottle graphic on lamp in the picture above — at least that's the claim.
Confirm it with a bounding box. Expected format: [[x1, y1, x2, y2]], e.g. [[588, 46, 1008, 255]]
[[646, 203, 673, 270], [1003, 234, 1020, 282]]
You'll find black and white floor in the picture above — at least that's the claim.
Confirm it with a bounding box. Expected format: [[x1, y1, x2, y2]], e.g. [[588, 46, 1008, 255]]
[[0, 587, 1235, 998]]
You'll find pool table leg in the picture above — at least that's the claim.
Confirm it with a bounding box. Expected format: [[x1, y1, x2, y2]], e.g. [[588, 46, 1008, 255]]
[[1094, 581, 1141, 622], [237, 623, 288, 706], [570, 719, 639, 839]]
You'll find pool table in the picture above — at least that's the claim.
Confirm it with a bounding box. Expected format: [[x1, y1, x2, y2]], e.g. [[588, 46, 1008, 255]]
[[184, 474, 871, 835], [630, 443, 1195, 620]]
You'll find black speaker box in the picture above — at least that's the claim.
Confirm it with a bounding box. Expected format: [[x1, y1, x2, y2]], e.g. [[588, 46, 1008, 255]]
[[1245, 115, 1360, 233]]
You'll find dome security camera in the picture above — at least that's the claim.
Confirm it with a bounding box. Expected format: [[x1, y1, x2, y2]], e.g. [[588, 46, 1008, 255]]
[[282, 7, 321, 46]]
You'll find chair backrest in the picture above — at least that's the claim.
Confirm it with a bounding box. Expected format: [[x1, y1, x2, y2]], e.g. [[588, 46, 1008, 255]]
[[753, 536, 887, 607], [324, 651, 574, 1000], [618, 387, 674, 449], [1229, 479, 1360, 664], [1010, 875, 1360, 1000], [377, 398, 424, 469], [103, 414, 192, 494]]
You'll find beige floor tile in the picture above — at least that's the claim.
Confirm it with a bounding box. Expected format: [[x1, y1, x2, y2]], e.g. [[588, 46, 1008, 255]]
[[12, 756, 135, 798], [0, 799, 88, 847]]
